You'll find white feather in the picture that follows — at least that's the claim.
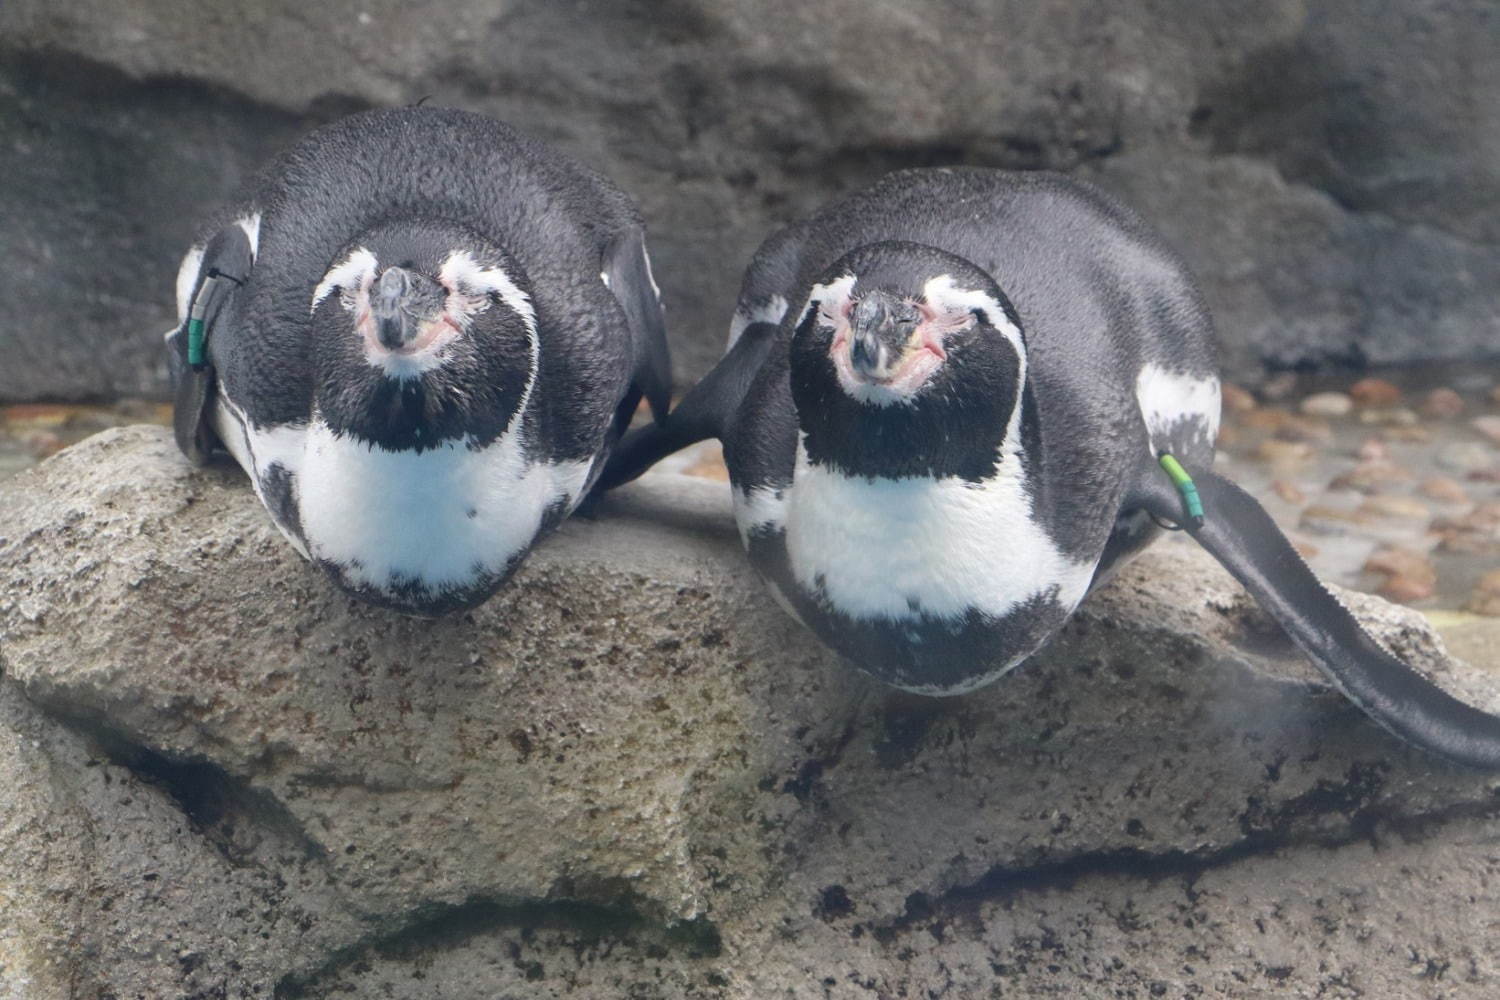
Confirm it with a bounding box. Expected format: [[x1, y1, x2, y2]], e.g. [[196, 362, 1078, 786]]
[[235, 213, 262, 261], [1135, 364, 1221, 450], [295, 424, 591, 590], [439, 250, 537, 337], [780, 439, 1096, 624], [731, 484, 788, 545], [311, 247, 378, 314], [726, 294, 789, 350], [920, 274, 1023, 357]]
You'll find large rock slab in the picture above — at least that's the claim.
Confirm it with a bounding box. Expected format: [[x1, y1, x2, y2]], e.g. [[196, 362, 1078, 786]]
[[2, 0, 1498, 401], [3, 425, 1500, 997]]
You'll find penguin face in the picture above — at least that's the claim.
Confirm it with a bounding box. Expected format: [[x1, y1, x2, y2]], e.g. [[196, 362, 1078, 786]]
[[308, 221, 536, 452], [789, 242, 1029, 481]]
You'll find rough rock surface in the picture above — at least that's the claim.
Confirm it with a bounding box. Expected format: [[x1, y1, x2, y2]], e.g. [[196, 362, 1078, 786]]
[[2, 0, 1498, 401], [3, 425, 1500, 997]]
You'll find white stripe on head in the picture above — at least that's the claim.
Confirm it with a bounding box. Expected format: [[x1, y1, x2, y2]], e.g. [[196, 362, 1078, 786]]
[[726, 294, 788, 351], [439, 250, 537, 338], [311, 247, 378, 314], [806, 274, 857, 328], [920, 274, 1025, 361]]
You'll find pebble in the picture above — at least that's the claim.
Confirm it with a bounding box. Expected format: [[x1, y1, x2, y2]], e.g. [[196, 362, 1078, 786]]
[[1472, 415, 1500, 446], [1434, 502, 1500, 555], [1364, 546, 1437, 604], [1261, 372, 1298, 401], [1379, 425, 1433, 443], [1299, 392, 1353, 418], [19, 430, 64, 459], [1419, 388, 1465, 420], [1438, 441, 1496, 475], [683, 443, 730, 482], [1290, 538, 1320, 560], [1220, 383, 1257, 414], [1255, 439, 1314, 466], [1301, 504, 1376, 535], [1357, 495, 1431, 521], [1468, 570, 1500, 617], [1271, 480, 1307, 504], [1381, 574, 1438, 604], [1274, 414, 1333, 444], [1242, 407, 1294, 432], [1357, 407, 1419, 427], [1419, 476, 1471, 505], [1329, 460, 1412, 493], [1349, 377, 1402, 407], [1491, 384, 1500, 406], [1356, 438, 1388, 461]]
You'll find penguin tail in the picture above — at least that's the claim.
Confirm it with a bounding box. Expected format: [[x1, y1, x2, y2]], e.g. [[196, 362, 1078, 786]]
[[594, 319, 781, 495], [1143, 462, 1500, 769]]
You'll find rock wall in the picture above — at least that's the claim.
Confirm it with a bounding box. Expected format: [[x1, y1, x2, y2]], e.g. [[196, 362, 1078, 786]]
[[3, 425, 1500, 997], [2, 0, 1498, 402]]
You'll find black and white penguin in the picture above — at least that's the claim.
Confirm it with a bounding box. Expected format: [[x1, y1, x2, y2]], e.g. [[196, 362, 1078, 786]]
[[167, 107, 670, 614], [600, 167, 1500, 769]]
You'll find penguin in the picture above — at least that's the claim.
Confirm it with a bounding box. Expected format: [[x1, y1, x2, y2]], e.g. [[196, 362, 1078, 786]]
[[599, 167, 1500, 769], [167, 107, 670, 615]]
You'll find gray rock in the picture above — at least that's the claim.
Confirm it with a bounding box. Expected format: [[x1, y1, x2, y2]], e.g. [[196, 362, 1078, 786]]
[[4, 424, 1500, 996], [2, 0, 1498, 401]]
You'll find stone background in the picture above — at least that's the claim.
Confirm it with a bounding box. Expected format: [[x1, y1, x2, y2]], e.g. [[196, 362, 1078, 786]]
[[2, 0, 1498, 402], [4, 427, 1500, 997]]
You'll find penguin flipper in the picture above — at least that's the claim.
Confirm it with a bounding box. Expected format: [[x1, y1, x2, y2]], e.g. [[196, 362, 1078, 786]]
[[166, 223, 255, 465], [595, 319, 779, 493], [1144, 463, 1500, 769], [603, 231, 672, 425]]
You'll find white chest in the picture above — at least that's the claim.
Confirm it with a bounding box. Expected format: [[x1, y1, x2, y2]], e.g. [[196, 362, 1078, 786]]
[[738, 443, 1098, 623], [213, 397, 591, 591]]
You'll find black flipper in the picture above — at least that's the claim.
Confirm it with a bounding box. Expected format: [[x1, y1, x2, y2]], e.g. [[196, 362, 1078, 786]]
[[165, 224, 255, 465], [595, 320, 780, 493], [1143, 462, 1500, 768], [603, 231, 672, 426]]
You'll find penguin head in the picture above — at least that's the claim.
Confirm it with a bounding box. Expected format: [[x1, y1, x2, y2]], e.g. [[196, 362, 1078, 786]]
[[789, 241, 1028, 480], [308, 219, 536, 452]]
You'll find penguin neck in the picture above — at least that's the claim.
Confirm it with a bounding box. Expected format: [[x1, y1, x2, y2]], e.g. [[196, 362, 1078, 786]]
[[793, 356, 1028, 484]]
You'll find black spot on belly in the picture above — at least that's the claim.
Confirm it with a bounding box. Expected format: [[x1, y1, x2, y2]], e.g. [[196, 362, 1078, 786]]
[[746, 528, 1071, 692], [538, 495, 572, 535], [259, 463, 305, 546]]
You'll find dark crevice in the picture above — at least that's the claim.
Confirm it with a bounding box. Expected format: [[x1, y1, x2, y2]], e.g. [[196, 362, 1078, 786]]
[[37, 697, 328, 867], [863, 768, 1500, 944], [273, 894, 722, 997]]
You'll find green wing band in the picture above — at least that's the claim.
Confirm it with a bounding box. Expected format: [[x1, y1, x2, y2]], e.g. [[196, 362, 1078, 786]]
[[186, 317, 206, 367], [1159, 453, 1205, 525]]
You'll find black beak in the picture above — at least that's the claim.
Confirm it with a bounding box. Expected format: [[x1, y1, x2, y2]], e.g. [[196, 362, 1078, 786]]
[[370, 266, 444, 350], [849, 290, 920, 380]]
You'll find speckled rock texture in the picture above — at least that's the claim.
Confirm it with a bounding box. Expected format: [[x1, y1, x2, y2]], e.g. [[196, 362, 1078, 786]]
[[2, 0, 1498, 402], [2, 425, 1500, 997]]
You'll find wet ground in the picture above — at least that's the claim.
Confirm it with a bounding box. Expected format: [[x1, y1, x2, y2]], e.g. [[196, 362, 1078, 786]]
[[3, 366, 1497, 664]]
